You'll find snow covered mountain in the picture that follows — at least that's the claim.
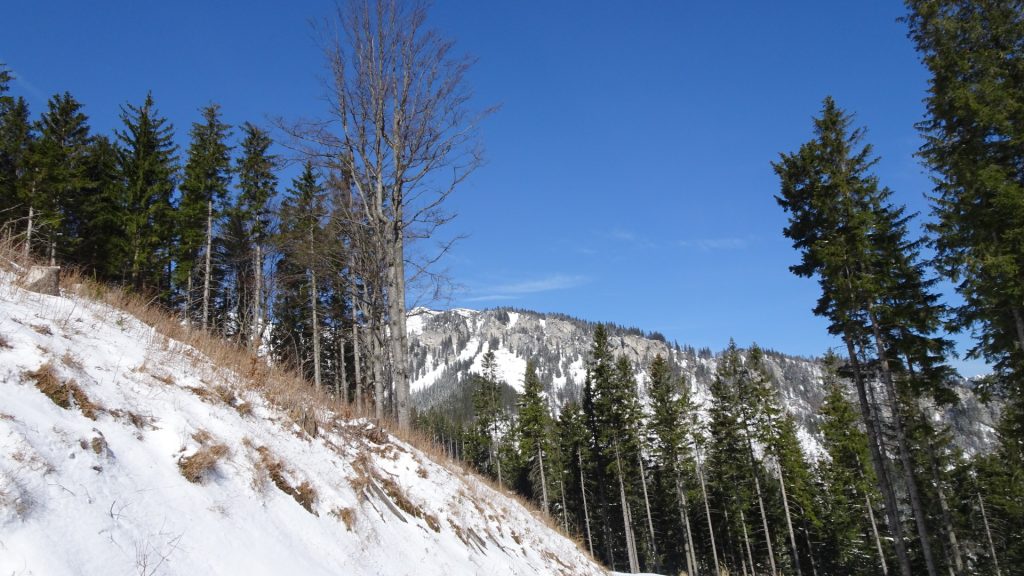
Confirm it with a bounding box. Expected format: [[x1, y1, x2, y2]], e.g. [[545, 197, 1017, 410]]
[[409, 307, 1000, 458], [0, 273, 609, 576]]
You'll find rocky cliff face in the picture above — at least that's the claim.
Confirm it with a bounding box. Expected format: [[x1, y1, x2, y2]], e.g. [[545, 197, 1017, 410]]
[[408, 307, 1000, 457]]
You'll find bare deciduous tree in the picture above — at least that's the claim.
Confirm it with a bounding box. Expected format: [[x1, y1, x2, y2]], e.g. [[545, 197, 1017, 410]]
[[286, 0, 489, 428]]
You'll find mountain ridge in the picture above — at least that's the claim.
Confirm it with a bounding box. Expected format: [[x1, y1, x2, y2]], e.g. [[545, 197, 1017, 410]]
[[409, 306, 1000, 458]]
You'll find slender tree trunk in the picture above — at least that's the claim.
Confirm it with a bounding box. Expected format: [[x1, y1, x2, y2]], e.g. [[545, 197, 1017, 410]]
[[843, 336, 913, 576], [978, 493, 1002, 576], [538, 445, 549, 513], [338, 333, 347, 399], [560, 476, 568, 533], [865, 491, 889, 576], [929, 441, 963, 576], [310, 267, 322, 390], [579, 449, 594, 557], [677, 474, 698, 576], [777, 463, 803, 576], [202, 199, 213, 330], [253, 242, 263, 349], [24, 202, 33, 260], [48, 239, 55, 266], [696, 443, 721, 576], [615, 444, 639, 573], [865, 309, 938, 576], [637, 452, 657, 565], [353, 290, 363, 413], [748, 439, 778, 576], [185, 275, 193, 327], [740, 508, 756, 576]]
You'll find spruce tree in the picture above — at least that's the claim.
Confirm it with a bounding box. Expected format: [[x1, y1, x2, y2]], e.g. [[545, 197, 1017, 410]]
[[518, 360, 555, 513], [774, 97, 953, 576], [234, 122, 277, 347], [816, 356, 887, 576], [77, 136, 122, 279], [0, 73, 33, 243], [647, 353, 699, 575], [272, 162, 329, 385], [115, 92, 178, 296], [177, 104, 232, 325]]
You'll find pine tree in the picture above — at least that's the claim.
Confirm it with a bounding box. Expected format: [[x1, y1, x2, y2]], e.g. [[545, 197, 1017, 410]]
[[115, 92, 178, 296], [233, 122, 277, 347], [177, 104, 232, 326], [518, 360, 555, 513], [272, 162, 329, 386], [0, 67, 34, 244], [904, 0, 1024, 397], [774, 96, 952, 576], [77, 136, 122, 279], [816, 356, 887, 576], [647, 353, 699, 576], [33, 92, 94, 264], [904, 6, 1024, 569], [468, 350, 506, 484]]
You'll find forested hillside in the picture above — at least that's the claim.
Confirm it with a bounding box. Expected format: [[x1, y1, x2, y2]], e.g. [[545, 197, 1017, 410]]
[[1, 1, 1023, 575]]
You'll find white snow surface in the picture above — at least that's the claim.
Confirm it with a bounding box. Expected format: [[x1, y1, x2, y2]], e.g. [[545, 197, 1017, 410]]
[[0, 275, 608, 576]]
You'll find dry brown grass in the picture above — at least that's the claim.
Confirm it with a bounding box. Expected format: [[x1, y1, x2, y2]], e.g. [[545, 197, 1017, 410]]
[[26, 362, 101, 420], [329, 506, 357, 531], [253, 445, 317, 514], [0, 332, 10, 349], [178, 442, 229, 484]]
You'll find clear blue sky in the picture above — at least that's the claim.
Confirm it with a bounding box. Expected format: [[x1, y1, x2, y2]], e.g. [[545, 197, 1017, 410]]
[[2, 1, 987, 374]]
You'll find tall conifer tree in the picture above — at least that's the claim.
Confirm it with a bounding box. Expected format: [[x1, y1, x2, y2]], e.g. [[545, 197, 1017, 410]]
[[115, 92, 178, 296]]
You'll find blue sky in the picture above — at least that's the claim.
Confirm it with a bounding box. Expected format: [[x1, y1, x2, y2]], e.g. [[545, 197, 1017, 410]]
[[2, 1, 987, 373]]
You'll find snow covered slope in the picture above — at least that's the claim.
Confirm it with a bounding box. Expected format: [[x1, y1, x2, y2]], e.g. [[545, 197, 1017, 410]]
[[0, 274, 607, 576]]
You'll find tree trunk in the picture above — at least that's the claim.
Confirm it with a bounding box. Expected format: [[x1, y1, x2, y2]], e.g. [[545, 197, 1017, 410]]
[[677, 475, 698, 576], [253, 242, 263, 349], [538, 444, 549, 514], [740, 508, 756, 576], [637, 452, 657, 566], [978, 493, 1002, 576], [696, 443, 722, 576], [929, 439, 963, 576], [865, 491, 889, 576], [615, 444, 639, 573], [865, 308, 938, 576], [389, 221, 410, 428], [560, 477, 568, 533], [353, 291, 363, 413], [24, 202, 33, 260], [338, 333, 347, 399], [748, 439, 778, 576], [844, 336, 914, 576], [202, 199, 213, 331], [1011, 306, 1024, 354], [310, 267, 321, 390], [778, 463, 803, 576], [579, 449, 595, 557]]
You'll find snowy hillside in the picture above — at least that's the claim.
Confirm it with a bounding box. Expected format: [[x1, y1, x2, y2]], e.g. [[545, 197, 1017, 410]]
[[0, 273, 608, 576], [409, 308, 1000, 458]]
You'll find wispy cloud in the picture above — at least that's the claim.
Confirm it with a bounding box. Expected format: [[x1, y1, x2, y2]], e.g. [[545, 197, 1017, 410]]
[[464, 274, 588, 303], [609, 228, 657, 249], [678, 237, 749, 251]]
